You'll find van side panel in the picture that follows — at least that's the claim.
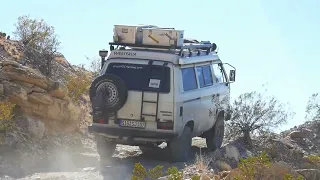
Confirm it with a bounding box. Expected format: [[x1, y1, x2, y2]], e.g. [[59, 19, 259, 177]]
[[174, 65, 202, 137]]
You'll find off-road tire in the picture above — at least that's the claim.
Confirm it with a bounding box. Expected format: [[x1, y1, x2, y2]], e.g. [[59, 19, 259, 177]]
[[206, 115, 225, 151], [95, 134, 116, 162], [168, 126, 192, 162], [89, 74, 128, 113]]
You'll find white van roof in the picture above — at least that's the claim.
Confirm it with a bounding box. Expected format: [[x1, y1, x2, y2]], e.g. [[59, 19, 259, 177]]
[[108, 49, 221, 65]]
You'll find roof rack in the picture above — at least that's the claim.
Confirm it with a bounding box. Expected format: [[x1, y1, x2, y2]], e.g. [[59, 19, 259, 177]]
[[109, 41, 217, 57], [109, 24, 218, 57], [109, 41, 214, 50]]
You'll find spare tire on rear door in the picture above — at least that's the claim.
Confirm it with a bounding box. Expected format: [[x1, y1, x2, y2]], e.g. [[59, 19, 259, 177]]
[[89, 73, 128, 113]]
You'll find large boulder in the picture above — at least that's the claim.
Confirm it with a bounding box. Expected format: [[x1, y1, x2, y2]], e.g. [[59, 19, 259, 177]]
[[0, 59, 86, 135], [296, 169, 320, 180], [1, 62, 53, 90], [288, 130, 310, 139]]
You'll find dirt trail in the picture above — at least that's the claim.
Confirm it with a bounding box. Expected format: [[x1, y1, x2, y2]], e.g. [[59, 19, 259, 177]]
[[1, 138, 207, 180]]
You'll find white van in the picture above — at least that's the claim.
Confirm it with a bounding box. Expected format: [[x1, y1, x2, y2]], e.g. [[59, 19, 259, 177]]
[[88, 25, 236, 162]]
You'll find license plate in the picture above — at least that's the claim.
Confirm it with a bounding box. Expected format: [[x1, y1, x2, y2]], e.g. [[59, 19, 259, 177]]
[[119, 120, 146, 128]]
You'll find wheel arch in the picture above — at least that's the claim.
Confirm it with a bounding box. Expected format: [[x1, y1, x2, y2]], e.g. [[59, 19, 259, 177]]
[[185, 120, 195, 132]]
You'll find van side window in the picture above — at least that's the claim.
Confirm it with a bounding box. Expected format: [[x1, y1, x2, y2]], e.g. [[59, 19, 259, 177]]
[[212, 63, 226, 83], [181, 67, 197, 91], [196, 65, 213, 88]]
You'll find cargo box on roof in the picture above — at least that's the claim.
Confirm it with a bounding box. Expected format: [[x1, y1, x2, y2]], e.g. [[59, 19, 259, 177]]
[[113, 25, 157, 44], [142, 28, 184, 47]]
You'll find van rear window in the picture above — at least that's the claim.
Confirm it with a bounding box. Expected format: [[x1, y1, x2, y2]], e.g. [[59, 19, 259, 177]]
[[106, 63, 171, 93]]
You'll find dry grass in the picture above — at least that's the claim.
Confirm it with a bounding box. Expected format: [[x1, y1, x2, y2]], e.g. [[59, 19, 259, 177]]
[[194, 152, 211, 174]]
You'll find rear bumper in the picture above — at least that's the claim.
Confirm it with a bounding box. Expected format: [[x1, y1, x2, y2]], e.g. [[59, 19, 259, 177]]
[[88, 123, 177, 140]]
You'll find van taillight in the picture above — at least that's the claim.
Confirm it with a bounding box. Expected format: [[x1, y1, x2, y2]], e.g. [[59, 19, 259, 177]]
[[157, 122, 174, 130], [99, 120, 105, 124]]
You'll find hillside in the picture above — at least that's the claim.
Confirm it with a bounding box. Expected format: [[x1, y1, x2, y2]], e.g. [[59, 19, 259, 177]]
[[0, 36, 94, 177]]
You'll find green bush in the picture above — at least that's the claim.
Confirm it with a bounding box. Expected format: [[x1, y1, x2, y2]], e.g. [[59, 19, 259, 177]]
[[234, 152, 305, 180], [131, 163, 184, 180], [306, 154, 320, 165], [65, 71, 91, 103], [166, 166, 183, 180], [282, 173, 304, 180], [131, 163, 163, 180], [191, 175, 201, 180], [235, 152, 272, 180]]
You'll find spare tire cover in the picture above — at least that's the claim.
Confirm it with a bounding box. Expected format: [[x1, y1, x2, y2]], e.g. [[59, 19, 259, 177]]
[[89, 73, 128, 113]]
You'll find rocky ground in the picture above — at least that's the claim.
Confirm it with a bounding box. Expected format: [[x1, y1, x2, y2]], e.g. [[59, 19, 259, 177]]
[[0, 133, 207, 180], [0, 120, 319, 180]]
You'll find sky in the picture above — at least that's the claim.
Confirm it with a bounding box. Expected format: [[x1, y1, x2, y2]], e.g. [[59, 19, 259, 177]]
[[1, 0, 319, 132]]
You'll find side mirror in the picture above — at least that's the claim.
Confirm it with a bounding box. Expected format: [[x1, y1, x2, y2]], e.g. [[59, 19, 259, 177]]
[[99, 49, 108, 70], [229, 70, 236, 82], [222, 63, 236, 83]]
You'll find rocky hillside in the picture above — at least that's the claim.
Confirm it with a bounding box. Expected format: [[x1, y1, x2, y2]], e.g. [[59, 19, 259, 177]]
[[0, 37, 92, 135], [0, 37, 93, 177]]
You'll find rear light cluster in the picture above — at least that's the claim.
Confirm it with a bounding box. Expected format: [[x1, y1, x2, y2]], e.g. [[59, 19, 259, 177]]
[[157, 121, 174, 130], [93, 112, 116, 124]]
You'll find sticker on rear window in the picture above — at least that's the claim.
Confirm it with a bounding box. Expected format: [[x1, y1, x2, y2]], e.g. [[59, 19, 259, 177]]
[[149, 79, 161, 88]]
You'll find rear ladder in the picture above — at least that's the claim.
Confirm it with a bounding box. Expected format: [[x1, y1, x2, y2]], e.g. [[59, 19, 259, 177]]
[[140, 61, 168, 122]]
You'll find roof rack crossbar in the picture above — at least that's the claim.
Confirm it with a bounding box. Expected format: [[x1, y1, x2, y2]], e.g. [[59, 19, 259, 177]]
[[109, 42, 213, 51]]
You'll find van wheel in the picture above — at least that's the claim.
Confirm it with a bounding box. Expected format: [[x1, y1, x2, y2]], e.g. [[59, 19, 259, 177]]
[[206, 116, 225, 151], [95, 134, 116, 162], [169, 126, 192, 162]]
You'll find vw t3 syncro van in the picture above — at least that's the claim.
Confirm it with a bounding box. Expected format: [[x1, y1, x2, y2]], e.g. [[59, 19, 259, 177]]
[[88, 24, 236, 162]]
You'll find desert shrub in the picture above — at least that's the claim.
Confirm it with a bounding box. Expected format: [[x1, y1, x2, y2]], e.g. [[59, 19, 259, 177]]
[[234, 152, 304, 180], [131, 163, 184, 180], [166, 166, 183, 180], [132, 163, 148, 180], [282, 174, 304, 180], [305, 93, 320, 121], [65, 71, 91, 103], [13, 15, 60, 76], [131, 163, 163, 180], [226, 88, 294, 146], [85, 56, 101, 78], [235, 152, 272, 180], [148, 165, 164, 180], [0, 32, 6, 37], [191, 175, 201, 180], [0, 99, 16, 131], [305, 154, 320, 165]]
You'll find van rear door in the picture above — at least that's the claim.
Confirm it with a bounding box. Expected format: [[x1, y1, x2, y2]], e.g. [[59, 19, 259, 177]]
[[105, 60, 174, 128]]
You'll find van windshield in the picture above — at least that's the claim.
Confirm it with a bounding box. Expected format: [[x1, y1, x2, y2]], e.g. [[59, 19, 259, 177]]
[[106, 62, 171, 93]]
